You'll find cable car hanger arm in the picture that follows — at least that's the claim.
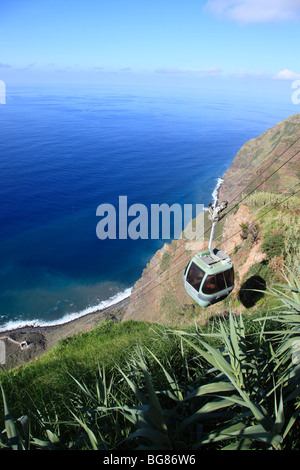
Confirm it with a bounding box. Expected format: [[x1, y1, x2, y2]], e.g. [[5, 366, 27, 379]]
[[207, 199, 228, 261]]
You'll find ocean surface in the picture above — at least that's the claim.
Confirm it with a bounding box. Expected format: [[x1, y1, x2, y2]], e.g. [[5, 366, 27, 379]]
[[0, 82, 297, 330]]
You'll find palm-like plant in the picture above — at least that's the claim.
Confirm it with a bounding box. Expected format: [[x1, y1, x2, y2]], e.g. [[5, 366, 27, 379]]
[[1, 267, 299, 450], [56, 284, 300, 450]]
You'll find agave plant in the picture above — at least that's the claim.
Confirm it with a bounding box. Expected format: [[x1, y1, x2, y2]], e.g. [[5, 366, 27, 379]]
[[267, 264, 300, 313], [2, 267, 297, 451], [0, 385, 29, 450], [64, 302, 300, 450], [254, 265, 300, 400], [0, 384, 89, 450], [67, 365, 125, 450], [176, 314, 299, 449], [116, 349, 173, 450], [103, 309, 300, 450], [68, 335, 200, 450]]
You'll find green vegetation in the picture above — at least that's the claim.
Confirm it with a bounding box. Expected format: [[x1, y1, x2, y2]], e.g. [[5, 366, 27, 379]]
[[1, 114, 300, 450], [160, 251, 172, 270], [262, 231, 285, 259], [239, 222, 260, 243], [0, 267, 299, 450], [246, 190, 299, 212], [0, 322, 170, 416], [236, 199, 299, 312], [1, 192, 299, 451]]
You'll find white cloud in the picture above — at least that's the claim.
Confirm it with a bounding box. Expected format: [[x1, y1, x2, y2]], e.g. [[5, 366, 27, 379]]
[[205, 0, 300, 24], [234, 70, 268, 79], [154, 67, 222, 76], [154, 67, 182, 74], [274, 69, 300, 80], [200, 67, 222, 75]]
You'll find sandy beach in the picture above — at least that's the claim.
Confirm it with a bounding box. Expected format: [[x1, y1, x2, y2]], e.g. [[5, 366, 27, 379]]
[[0, 296, 130, 369]]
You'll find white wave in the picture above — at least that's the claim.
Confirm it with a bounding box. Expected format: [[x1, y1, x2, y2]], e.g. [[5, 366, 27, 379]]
[[212, 177, 224, 205], [0, 287, 132, 332]]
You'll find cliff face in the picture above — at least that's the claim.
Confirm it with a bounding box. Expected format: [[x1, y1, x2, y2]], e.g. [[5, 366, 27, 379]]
[[219, 114, 300, 202], [124, 114, 300, 326]]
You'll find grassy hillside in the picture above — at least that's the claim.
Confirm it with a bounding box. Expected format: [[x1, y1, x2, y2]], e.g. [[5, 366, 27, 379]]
[[0, 321, 164, 414], [1, 276, 299, 450], [219, 113, 300, 202]]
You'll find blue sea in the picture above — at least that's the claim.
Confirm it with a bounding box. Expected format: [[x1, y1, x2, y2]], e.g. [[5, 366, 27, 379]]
[[0, 82, 297, 330]]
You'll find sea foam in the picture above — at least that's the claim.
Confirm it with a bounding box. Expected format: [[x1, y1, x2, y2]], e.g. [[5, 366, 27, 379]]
[[0, 287, 132, 332]]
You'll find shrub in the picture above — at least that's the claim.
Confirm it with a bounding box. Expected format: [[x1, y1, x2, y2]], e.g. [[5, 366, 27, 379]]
[[239, 222, 260, 243], [262, 231, 285, 259]]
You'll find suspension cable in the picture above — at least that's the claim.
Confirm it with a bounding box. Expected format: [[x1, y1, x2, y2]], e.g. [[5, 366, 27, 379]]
[[129, 187, 300, 304], [134, 138, 300, 281]]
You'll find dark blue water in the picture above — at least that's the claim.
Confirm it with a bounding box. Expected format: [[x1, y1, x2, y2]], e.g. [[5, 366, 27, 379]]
[[0, 83, 297, 329]]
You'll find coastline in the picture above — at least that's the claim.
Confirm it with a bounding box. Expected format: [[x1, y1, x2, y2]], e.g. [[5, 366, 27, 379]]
[[212, 177, 224, 204], [0, 286, 132, 333], [0, 295, 130, 369], [0, 177, 224, 368]]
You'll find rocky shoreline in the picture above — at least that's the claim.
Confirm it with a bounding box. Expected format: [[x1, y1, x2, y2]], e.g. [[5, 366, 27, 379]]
[[0, 296, 130, 369]]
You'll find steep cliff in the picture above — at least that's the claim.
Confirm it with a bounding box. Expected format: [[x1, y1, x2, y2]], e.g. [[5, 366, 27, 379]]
[[124, 114, 300, 326], [219, 113, 300, 202]]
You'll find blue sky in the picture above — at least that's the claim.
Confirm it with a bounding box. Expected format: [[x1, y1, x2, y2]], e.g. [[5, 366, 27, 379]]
[[1, 0, 300, 89]]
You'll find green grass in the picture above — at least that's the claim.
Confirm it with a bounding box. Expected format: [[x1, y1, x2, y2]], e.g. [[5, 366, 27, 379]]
[[2, 298, 300, 450], [0, 200, 299, 450], [1, 278, 300, 450], [0, 321, 175, 420]]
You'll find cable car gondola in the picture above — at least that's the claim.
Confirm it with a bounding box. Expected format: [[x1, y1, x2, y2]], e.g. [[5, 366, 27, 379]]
[[183, 199, 234, 308]]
